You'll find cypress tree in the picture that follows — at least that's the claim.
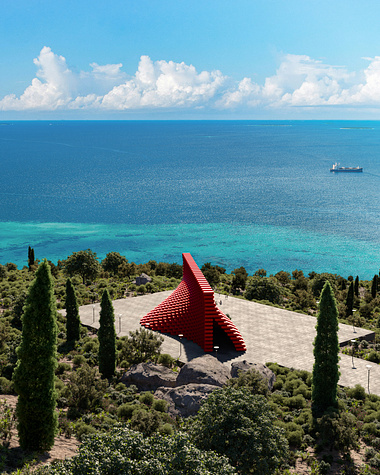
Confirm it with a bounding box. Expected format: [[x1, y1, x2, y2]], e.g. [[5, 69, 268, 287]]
[[312, 281, 340, 417], [371, 275, 378, 299], [98, 289, 116, 379], [345, 281, 354, 317], [354, 275, 359, 297], [28, 246, 35, 271], [13, 259, 58, 450], [65, 278, 80, 342]]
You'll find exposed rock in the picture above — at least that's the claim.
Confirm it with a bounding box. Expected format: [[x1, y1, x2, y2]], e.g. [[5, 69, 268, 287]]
[[176, 354, 230, 387], [154, 384, 220, 417], [230, 360, 276, 390], [121, 362, 177, 391]]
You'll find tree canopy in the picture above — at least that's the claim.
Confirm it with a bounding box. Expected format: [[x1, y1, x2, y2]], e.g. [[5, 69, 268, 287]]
[[34, 427, 237, 475], [244, 276, 283, 304], [188, 387, 288, 474], [101, 251, 128, 275], [64, 249, 101, 283]]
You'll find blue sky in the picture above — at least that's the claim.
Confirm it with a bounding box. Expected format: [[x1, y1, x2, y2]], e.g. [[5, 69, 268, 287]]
[[2, 0, 380, 119]]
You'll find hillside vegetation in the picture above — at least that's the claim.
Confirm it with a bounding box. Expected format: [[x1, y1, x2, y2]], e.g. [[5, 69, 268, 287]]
[[0, 250, 380, 473]]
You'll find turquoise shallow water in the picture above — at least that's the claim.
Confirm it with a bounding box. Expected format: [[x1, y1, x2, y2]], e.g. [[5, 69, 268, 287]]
[[1, 221, 378, 278], [1, 120, 380, 278]]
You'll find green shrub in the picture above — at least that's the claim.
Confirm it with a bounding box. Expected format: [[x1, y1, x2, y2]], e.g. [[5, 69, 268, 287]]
[[159, 422, 174, 435], [74, 421, 96, 441], [32, 427, 236, 474], [294, 383, 311, 399], [364, 411, 380, 423], [157, 353, 175, 367], [130, 408, 160, 436], [139, 392, 154, 406], [363, 422, 380, 438], [54, 378, 65, 392], [152, 399, 168, 413], [67, 406, 82, 420], [287, 429, 303, 447], [317, 409, 358, 452], [56, 362, 71, 375], [346, 384, 366, 401], [117, 403, 138, 420], [82, 340, 99, 353], [227, 368, 269, 396], [0, 377, 13, 395], [72, 354, 86, 366], [294, 409, 312, 427], [65, 363, 107, 411], [365, 447, 377, 461], [0, 399, 16, 446], [367, 350, 380, 364], [285, 394, 306, 409], [284, 378, 303, 395]]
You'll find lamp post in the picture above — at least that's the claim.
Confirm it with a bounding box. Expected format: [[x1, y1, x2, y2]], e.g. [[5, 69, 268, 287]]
[[178, 334, 183, 360], [366, 364, 372, 394], [214, 346, 219, 357], [351, 339, 356, 369], [92, 304, 95, 324]]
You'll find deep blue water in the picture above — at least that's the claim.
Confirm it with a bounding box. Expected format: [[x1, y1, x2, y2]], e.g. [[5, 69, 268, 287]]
[[1, 120, 380, 278]]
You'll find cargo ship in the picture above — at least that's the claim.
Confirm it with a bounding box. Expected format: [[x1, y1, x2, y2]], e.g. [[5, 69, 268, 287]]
[[330, 162, 363, 172]]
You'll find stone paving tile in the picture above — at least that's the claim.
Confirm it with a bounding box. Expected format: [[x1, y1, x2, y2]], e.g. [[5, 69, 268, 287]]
[[74, 291, 380, 395]]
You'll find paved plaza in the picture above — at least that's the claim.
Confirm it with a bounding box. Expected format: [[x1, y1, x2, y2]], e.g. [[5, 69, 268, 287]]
[[76, 291, 380, 395]]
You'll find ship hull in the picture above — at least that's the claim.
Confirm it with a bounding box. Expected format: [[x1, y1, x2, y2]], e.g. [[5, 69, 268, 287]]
[[330, 168, 363, 172]]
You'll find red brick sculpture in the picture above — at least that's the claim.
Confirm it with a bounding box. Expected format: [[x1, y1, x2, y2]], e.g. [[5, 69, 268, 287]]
[[140, 253, 246, 352]]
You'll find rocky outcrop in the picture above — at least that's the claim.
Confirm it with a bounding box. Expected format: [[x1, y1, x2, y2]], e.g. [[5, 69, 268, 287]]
[[121, 357, 276, 418], [121, 362, 177, 391], [176, 355, 230, 387], [230, 360, 276, 390], [154, 384, 220, 417]]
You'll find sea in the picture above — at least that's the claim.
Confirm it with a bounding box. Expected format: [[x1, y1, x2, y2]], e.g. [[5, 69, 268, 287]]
[[0, 120, 380, 279]]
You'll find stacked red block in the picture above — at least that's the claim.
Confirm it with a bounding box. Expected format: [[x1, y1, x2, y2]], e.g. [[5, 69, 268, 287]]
[[140, 253, 246, 353]]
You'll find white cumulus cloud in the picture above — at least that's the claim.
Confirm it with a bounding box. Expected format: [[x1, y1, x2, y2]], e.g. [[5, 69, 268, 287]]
[[101, 56, 226, 109], [3, 47, 380, 113]]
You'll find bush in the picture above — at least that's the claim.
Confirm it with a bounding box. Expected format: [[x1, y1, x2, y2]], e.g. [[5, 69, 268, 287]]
[[32, 427, 237, 474], [56, 362, 71, 375], [244, 276, 283, 305], [227, 368, 269, 396], [139, 392, 154, 406], [0, 377, 13, 395], [65, 363, 107, 411], [188, 387, 289, 475], [287, 429, 303, 447], [72, 354, 86, 367], [363, 422, 380, 438], [157, 353, 176, 367], [159, 423, 174, 435], [285, 394, 306, 409], [0, 399, 15, 446], [367, 350, 380, 364], [316, 409, 358, 453], [73, 421, 96, 441], [117, 403, 137, 420], [152, 399, 168, 413], [346, 384, 366, 401], [118, 328, 163, 366], [130, 408, 160, 436]]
